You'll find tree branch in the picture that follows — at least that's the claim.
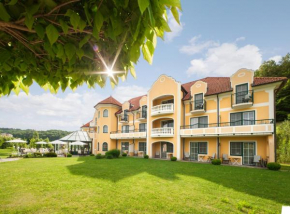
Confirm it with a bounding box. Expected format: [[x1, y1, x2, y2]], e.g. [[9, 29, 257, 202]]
[[0, 21, 36, 33], [48, 0, 81, 15]]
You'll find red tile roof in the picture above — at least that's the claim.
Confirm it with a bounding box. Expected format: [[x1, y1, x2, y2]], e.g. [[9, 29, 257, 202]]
[[94, 96, 122, 107], [81, 120, 91, 128], [115, 95, 147, 115], [182, 76, 287, 100]]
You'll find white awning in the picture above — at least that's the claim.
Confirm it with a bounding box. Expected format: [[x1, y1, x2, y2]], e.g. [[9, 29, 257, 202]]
[[69, 141, 87, 146], [50, 140, 67, 145], [6, 139, 27, 143]]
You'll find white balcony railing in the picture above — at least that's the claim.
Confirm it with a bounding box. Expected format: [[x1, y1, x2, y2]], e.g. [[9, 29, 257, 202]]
[[110, 130, 146, 139], [151, 103, 174, 116], [90, 122, 97, 127], [151, 127, 174, 137]]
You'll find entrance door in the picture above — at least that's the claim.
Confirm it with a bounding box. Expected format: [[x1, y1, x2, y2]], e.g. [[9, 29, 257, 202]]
[[161, 142, 167, 159], [190, 142, 198, 161], [121, 142, 129, 154], [243, 142, 255, 165]]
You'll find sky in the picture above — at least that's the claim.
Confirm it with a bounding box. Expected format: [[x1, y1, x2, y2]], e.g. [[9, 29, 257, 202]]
[[1, 0, 290, 131]]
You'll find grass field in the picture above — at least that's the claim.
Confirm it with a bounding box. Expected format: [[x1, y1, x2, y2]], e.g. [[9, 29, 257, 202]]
[[0, 156, 289, 214], [0, 148, 13, 158]]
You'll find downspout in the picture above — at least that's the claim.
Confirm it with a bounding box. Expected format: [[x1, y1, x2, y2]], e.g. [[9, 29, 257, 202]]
[[182, 100, 186, 160], [115, 113, 118, 149], [217, 94, 220, 159], [274, 89, 277, 162]]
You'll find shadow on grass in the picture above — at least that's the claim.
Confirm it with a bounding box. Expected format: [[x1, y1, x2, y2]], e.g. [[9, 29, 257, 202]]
[[67, 156, 290, 205]]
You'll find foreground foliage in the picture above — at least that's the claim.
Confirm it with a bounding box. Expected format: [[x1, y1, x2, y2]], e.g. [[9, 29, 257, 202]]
[[0, 0, 181, 96], [277, 120, 290, 163], [0, 157, 289, 213]]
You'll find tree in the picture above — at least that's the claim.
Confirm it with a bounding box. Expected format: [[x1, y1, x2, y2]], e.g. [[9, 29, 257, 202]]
[[277, 120, 290, 163], [255, 53, 290, 121], [0, 0, 181, 96]]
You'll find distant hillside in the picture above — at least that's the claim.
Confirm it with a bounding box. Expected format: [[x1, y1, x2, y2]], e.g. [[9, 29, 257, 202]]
[[0, 128, 71, 142]]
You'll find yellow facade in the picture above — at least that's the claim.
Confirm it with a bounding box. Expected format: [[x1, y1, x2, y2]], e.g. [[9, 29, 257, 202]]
[[82, 69, 285, 165]]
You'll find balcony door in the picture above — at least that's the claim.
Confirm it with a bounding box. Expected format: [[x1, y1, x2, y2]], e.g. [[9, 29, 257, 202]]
[[139, 123, 146, 132], [121, 142, 129, 154], [194, 93, 203, 110], [142, 105, 147, 118], [122, 125, 129, 133], [190, 142, 198, 161], [230, 111, 255, 126], [161, 142, 173, 159], [243, 142, 255, 165], [161, 120, 174, 128], [190, 116, 208, 128], [236, 83, 248, 104]]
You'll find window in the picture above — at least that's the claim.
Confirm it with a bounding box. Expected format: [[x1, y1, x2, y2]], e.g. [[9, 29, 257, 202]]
[[230, 111, 255, 126], [190, 116, 208, 128], [139, 142, 146, 154], [198, 142, 207, 154], [103, 109, 108, 117], [122, 110, 129, 121], [95, 118, 97, 125], [122, 125, 129, 133], [139, 123, 146, 132], [121, 142, 129, 152], [230, 142, 243, 156], [97, 142, 99, 151], [194, 93, 204, 110], [236, 83, 248, 104], [103, 125, 108, 133], [141, 105, 147, 118], [102, 142, 108, 151], [161, 120, 174, 127], [98, 111, 100, 118], [167, 143, 173, 153], [162, 99, 174, 104]]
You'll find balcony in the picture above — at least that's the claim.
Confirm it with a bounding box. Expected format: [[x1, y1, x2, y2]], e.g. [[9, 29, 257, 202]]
[[136, 110, 147, 121], [89, 121, 97, 127], [151, 103, 174, 116], [119, 114, 128, 123], [180, 119, 274, 137], [190, 100, 206, 114], [151, 127, 174, 137], [110, 129, 146, 139], [232, 90, 253, 109]]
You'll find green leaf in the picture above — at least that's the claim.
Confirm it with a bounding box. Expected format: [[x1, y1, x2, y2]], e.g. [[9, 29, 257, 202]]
[[78, 19, 86, 32], [142, 43, 153, 64], [56, 44, 64, 58], [0, 50, 11, 63], [69, 11, 80, 30], [171, 7, 180, 24], [147, 5, 155, 26], [46, 24, 59, 45], [160, 18, 171, 32], [8, 0, 18, 6], [35, 24, 45, 39], [95, 11, 103, 32], [138, 0, 150, 14], [60, 19, 69, 34], [146, 40, 154, 56], [133, 18, 141, 41], [25, 14, 34, 30], [84, 2, 92, 26], [130, 65, 137, 79], [64, 43, 76, 60], [0, 3, 11, 21], [130, 43, 140, 63], [79, 35, 91, 48], [159, 0, 182, 10], [76, 48, 84, 59]]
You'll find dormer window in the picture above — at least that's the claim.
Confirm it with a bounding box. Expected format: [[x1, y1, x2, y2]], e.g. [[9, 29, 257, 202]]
[[236, 83, 251, 104]]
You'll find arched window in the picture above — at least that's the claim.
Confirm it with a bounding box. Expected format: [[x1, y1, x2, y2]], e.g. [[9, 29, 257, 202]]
[[97, 142, 100, 151], [102, 142, 108, 151], [98, 126, 100, 133], [103, 109, 108, 117], [103, 125, 108, 133]]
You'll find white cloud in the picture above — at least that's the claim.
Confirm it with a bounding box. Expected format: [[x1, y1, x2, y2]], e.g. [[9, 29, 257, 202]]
[[268, 55, 282, 63], [112, 85, 148, 103], [179, 35, 219, 55], [165, 12, 184, 42], [235, 37, 246, 42], [0, 91, 105, 131], [183, 36, 262, 77]]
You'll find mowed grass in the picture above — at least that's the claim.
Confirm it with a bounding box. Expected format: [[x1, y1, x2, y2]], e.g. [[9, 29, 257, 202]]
[[0, 157, 289, 214], [0, 148, 13, 158]]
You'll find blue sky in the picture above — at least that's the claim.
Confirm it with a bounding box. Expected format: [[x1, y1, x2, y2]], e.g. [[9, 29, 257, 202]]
[[0, 0, 289, 131]]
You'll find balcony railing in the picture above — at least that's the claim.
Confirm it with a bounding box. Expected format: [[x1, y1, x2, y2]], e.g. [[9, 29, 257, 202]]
[[231, 90, 254, 108], [110, 129, 146, 139], [151, 103, 174, 116], [151, 127, 174, 137], [180, 119, 274, 137], [90, 121, 97, 127], [190, 100, 206, 113], [136, 111, 147, 120]]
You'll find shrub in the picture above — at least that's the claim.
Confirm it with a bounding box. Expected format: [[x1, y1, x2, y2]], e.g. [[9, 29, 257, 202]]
[[34, 152, 42, 156], [171, 156, 177, 161], [122, 153, 127, 157], [106, 154, 113, 159], [144, 155, 149, 159], [67, 153, 72, 157], [212, 159, 222, 165], [90, 154, 95, 156], [267, 162, 281, 170], [105, 149, 120, 158], [44, 152, 57, 157], [96, 154, 102, 159]]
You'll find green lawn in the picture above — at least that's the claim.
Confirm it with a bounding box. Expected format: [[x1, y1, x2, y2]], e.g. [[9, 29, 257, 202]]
[[0, 148, 13, 158], [0, 157, 289, 214]]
